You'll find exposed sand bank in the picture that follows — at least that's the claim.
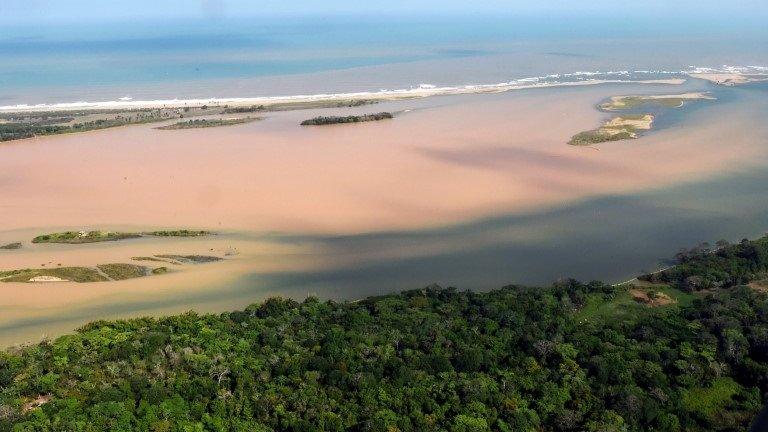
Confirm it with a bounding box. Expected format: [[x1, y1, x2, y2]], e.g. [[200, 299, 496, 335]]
[[604, 114, 654, 132], [689, 73, 768, 86]]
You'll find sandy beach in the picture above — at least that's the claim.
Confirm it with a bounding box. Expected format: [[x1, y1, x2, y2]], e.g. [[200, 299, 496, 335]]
[[0, 78, 686, 113]]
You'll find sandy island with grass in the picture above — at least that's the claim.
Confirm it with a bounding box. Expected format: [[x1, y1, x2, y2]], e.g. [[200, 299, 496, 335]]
[[600, 92, 715, 110], [570, 92, 714, 145]]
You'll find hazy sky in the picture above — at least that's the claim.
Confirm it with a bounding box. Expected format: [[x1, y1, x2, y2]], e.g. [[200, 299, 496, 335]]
[[2, 0, 767, 24]]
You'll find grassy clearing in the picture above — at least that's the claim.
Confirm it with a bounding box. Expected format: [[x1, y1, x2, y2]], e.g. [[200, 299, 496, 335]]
[[0, 267, 108, 283], [575, 284, 694, 322], [97, 263, 149, 280], [682, 377, 741, 420], [156, 118, 259, 130], [0, 242, 22, 250]]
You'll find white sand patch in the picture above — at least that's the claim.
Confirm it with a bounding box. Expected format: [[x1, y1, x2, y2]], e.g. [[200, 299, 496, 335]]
[[29, 275, 68, 282], [688, 73, 768, 86], [604, 114, 654, 132]]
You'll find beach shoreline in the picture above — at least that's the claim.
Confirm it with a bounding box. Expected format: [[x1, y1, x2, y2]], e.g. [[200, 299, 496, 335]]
[[0, 78, 686, 113]]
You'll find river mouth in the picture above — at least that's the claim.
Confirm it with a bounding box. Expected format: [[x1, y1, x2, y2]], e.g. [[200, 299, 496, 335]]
[[1, 80, 767, 346]]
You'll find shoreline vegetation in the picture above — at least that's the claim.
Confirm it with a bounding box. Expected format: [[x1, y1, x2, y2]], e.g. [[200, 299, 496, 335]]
[[0, 99, 376, 142], [31, 230, 211, 244], [0, 108, 192, 142], [3, 236, 768, 429], [569, 92, 713, 146], [300, 112, 393, 126], [155, 117, 260, 130], [0, 242, 22, 250]]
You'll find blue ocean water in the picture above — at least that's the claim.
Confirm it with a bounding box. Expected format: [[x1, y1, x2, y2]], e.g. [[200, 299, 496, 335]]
[[1, 13, 767, 104]]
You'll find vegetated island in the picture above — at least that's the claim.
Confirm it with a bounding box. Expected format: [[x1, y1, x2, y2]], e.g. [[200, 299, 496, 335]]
[[0, 242, 22, 250], [31, 230, 211, 244], [155, 117, 260, 130], [132, 255, 223, 265], [569, 92, 713, 146], [300, 112, 393, 126], [599, 92, 715, 111], [0, 254, 223, 283], [4, 236, 768, 430], [569, 114, 654, 145], [0, 263, 163, 283]]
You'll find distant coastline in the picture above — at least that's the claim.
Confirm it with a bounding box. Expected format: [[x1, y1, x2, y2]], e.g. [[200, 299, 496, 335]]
[[2, 65, 765, 114], [0, 77, 686, 113]]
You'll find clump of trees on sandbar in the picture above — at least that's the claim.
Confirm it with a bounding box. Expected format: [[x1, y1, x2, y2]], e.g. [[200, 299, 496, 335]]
[[300, 112, 393, 126]]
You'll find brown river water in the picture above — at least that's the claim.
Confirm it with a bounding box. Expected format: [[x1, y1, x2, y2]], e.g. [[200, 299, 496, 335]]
[[2, 80, 768, 346]]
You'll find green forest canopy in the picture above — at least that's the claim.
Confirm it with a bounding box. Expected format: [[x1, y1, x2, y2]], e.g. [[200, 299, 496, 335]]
[[3, 236, 768, 431]]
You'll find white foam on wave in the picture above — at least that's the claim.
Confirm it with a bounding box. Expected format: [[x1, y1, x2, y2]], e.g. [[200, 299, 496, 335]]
[[688, 65, 768, 75], [0, 66, 761, 113]]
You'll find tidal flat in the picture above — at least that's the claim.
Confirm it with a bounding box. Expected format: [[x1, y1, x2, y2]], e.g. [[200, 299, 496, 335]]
[[1, 81, 768, 346]]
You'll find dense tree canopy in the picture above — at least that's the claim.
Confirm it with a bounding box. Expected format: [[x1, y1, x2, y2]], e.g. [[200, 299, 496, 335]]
[[641, 235, 768, 291], [3, 237, 768, 431]]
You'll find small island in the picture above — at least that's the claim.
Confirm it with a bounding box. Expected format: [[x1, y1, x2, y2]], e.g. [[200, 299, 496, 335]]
[[32, 231, 142, 244], [300, 112, 393, 126], [599, 92, 714, 111], [0, 264, 171, 283], [156, 117, 259, 130], [31, 230, 211, 244], [144, 230, 211, 237], [569, 114, 654, 145], [569, 92, 713, 146], [154, 254, 223, 264], [0, 253, 222, 283], [0, 242, 22, 250]]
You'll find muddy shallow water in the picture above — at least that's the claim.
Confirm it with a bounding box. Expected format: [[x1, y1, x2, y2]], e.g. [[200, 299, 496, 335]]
[[2, 80, 767, 346]]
